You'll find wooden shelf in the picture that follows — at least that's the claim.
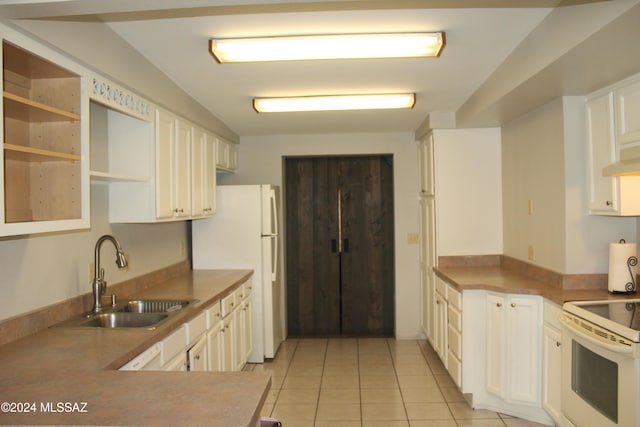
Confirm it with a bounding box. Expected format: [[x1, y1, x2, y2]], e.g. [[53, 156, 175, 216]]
[[4, 143, 80, 162], [3, 91, 80, 122], [89, 170, 149, 183]]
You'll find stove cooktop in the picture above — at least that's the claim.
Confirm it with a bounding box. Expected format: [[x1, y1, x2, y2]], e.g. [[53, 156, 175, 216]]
[[563, 299, 640, 342]]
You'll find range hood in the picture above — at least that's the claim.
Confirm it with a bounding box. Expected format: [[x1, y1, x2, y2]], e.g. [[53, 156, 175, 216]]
[[603, 145, 640, 176]]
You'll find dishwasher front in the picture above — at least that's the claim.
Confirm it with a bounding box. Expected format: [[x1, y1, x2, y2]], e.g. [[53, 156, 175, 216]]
[[119, 342, 162, 371]]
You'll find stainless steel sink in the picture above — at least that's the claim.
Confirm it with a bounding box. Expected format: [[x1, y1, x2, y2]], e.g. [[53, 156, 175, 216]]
[[117, 299, 196, 314], [54, 298, 197, 329], [75, 312, 168, 328]]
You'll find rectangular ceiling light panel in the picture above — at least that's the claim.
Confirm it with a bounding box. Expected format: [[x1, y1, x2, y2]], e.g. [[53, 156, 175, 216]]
[[253, 93, 416, 113], [210, 32, 444, 63]]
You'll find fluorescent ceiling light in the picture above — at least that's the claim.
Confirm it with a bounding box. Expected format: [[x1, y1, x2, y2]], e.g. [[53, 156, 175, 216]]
[[253, 93, 416, 113], [209, 32, 445, 63]]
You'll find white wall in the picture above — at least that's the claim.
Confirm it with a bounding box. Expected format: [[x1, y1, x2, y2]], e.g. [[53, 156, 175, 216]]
[[433, 129, 503, 256], [502, 97, 636, 274], [219, 132, 422, 339]]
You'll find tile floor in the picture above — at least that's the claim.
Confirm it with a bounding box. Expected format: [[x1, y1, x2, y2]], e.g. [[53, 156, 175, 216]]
[[249, 338, 548, 427]]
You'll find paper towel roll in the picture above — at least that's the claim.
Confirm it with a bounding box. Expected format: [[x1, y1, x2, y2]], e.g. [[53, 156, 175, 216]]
[[608, 241, 638, 293]]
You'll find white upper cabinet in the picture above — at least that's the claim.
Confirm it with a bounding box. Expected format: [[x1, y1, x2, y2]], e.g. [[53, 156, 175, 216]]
[[191, 127, 216, 218], [418, 133, 435, 196], [615, 77, 640, 145], [586, 80, 640, 216], [0, 35, 90, 237], [216, 137, 238, 172], [105, 105, 217, 223]]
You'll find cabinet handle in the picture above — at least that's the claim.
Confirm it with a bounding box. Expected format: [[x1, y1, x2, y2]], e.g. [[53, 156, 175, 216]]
[[606, 200, 612, 206], [510, 303, 516, 308], [496, 303, 502, 307], [556, 341, 562, 347], [195, 354, 200, 361], [436, 300, 440, 305]]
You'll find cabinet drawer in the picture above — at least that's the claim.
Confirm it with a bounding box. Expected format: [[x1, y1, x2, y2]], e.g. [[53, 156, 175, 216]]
[[221, 292, 237, 317], [435, 277, 448, 299], [161, 324, 187, 365], [448, 286, 462, 310], [448, 305, 462, 332], [447, 351, 462, 388], [206, 300, 222, 327], [186, 311, 207, 345], [448, 324, 462, 359]]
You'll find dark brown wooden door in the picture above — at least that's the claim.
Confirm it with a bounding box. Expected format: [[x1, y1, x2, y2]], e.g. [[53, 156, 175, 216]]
[[285, 155, 395, 336]]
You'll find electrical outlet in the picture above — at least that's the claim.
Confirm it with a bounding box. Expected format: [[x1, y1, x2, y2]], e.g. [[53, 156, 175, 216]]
[[528, 199, 533, 216], [528, 245, 535, 261], [88, 262, 95, 282], [407, 232, 419, 244]]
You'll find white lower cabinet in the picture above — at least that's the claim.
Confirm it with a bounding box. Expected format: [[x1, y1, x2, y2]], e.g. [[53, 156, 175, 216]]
[[186, 312, 208, 371], [436, 285, 553, 426], [207, 280, 252, 372], [542, 301, 568, 426], [120, 281, 253, 374], [187, 334, 208, 371], [486, 293, 542, 406], [241, 294, 253, 363], [446, 286, 462, 388], [160, 324, 188, 371], [433, 277, 448, 365]]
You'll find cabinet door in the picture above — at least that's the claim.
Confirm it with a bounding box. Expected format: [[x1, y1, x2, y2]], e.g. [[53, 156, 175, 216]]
[[434, 290, 448, 366], [615, 78, 640, 145], [221, 315, 234, 371], [228, 142, 238, 170], [203, 133, 216, 215], [586, 92, 619, 214], [191, 126, 205, 217], [418, 133, 435, 196], [216, 138, 228, 169], [542, 324, 563, 423], [506, 296, 541, 405], [233, 308, 244, 371], [207, 321, 223, 372], [173, 119, 191, 218], [187, 334, 208, 371], [419, 197, 436, 342], [242, 299, 253, 362], [485, 293, 505, 399], [155, 109, 175, 219]]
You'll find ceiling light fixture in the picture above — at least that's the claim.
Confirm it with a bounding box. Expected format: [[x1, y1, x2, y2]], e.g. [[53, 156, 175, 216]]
[[209, 32, 445, 63], [252, 93, 416, 113]]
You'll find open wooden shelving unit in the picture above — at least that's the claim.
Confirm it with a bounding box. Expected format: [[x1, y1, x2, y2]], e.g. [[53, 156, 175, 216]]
[[2, 40, 83, 224]]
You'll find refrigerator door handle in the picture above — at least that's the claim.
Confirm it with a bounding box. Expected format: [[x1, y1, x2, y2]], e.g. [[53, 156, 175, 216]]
[[270, 188, 278, 236], [271, 235, 278, 282]]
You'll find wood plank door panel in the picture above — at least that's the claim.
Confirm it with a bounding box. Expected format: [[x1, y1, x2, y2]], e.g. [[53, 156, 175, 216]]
[[285, 157, 340, 335], [339, 156, 394, 335], [285, 155, 394, 336]]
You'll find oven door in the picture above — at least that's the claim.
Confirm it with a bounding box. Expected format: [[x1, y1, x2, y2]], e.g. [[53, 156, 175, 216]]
[[560, 312, 639, 427]]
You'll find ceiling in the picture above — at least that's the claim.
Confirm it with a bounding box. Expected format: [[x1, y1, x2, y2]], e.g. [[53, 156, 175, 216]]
[[0, 0, 636, 137]]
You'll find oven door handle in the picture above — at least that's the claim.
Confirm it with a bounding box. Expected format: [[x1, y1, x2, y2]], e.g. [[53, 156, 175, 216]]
[[561, 314, 634, 354]]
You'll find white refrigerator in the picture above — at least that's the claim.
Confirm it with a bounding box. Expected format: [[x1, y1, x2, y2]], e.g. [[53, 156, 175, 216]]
[[192, 185, 284, 362]]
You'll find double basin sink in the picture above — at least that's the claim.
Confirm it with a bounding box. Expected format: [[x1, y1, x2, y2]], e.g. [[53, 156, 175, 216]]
[[61, 299, 197, 329]]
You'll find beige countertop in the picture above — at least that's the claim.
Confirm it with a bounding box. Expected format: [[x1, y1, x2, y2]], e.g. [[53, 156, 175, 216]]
[[435, 265, 640, 305], [0, 269, 271, 427]]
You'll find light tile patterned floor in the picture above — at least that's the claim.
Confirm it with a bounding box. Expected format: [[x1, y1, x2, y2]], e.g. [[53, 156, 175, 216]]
[[248, 338, 548, 427]]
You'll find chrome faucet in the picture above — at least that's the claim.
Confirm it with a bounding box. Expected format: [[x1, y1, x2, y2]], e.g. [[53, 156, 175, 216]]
[[91, 235, 128, 314]]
